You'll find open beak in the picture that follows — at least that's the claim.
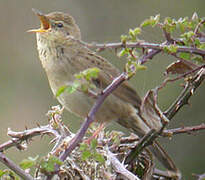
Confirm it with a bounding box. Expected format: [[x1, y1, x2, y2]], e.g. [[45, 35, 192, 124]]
[[28, 8, 50, 33]]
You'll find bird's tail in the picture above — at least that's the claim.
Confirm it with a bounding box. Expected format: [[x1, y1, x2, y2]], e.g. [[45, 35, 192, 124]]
[[149, 141, 181, 179], [117, 114, 181, 179]]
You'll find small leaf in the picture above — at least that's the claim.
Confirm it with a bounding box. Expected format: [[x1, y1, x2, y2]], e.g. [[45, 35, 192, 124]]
[[79, 143, 88, 151], [133, 27, 141, 35], [136, 64, 147, 71], [121, 34, 128, 43], [179, 52, 191, 60], [129, 29, 137, 40], [140, 14, 160, 28], [192, 56, 204, 63], [61, 85, 76, 95], [0, 170, 6, 177], [86, 67, 100, 79], [90, 139, 98, 150], [163, 45, 178, 54], [56, 85, 67, 97], [140, 19, 152, 28], [199, 43, 205, 50], [56, 81, 80, 96], [194, 38, 201, 46], [41, 156, 62, 172], [48, 156, 63, 166], [93, 153, 105, 163], [81, 150, 92, 161], [118, 48, 129, 57], [20, 156, 39, 170]]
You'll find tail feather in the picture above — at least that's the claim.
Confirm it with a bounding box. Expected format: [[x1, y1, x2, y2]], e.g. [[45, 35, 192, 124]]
[[149, 141, 181, 179]]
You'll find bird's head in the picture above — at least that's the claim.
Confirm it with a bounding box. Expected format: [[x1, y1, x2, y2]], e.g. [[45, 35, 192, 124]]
[[29, 9, 81, 42]]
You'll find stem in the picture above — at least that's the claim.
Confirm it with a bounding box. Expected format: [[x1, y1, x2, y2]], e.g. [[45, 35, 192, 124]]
[[0, 152, 34, 180]]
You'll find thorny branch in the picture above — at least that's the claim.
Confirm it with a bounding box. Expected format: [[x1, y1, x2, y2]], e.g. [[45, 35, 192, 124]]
[[164, 67, 205, 119], [81, 40, 205, 56], [1, 15, 205, 180], [0, 125, 60, 152], [164, 123, 205, 136], [0, 152, 34, 180]]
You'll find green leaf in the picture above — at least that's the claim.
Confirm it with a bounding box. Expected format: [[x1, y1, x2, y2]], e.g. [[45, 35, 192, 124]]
[[140, 14, 160, 28], [163, 45, 178, 53], [152, 14, 160, 26], [179, 52, 191, 60], [86, 68, 100, 79], [93, 153, 105, 163], [90, 139, 98, 150], [65, 81, 80, 94], [48, 156, 63, 166], [41, 156, 62, 172], [118, 48, 129, 57], [0, 170, 6, 177], [129, 29, 137, 40], [140, 19, 152, 28], [75, 68, 100, 81], [192, 56, 203, 63], [120, 35, 128, 43], [199, 43, 205, 50], [136, 64, 147, 71], [133, 27, 141, 35], [56, 81, 80, 97], [194, 38, 201, 46], [19, 156, 39, 170], [56, 85, 67, 97], [177, 17, 189, 32], [81, 150, 92, 161], [181, 31, 195, 42], [79, 143, 89, 151]]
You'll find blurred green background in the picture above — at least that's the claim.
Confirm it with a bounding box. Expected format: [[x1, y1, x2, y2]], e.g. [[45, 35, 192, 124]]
[[0, 0, 204, 179]]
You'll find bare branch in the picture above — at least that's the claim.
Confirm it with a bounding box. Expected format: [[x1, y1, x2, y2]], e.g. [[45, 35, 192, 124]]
[[107, 149, 140, 180], [0, 125, 59, 152], [85, 41, 205, 56], [163, 123, 205, 136], [0, 152, 34, 180], [164, 67, 205, 119]]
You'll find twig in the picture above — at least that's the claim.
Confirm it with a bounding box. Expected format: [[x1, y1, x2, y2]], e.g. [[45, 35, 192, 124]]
[[154, 168, 178, 179], [125, 129, 157, 164], [0, 152, 34, 180], [107, 149, 140, 180], [0, 125, 60, 152], [163, 123, 205, 136], [84, 41, 205, 56], [164, 67, 205, 119], [158, 64, 205, 91], [194, 19, 205, 35], [193, 172, 205, 180], [69, 37, 205, 56]]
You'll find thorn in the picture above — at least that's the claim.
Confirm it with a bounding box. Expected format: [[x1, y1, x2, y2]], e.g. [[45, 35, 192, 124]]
[[191, 88, 195, 95], [50, 137, 57, 144]]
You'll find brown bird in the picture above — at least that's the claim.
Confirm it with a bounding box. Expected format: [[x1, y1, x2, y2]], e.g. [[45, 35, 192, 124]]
[[29, 9, 180, 178]]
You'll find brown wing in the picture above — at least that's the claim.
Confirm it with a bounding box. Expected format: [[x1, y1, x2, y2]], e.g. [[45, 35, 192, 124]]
[[72, 48, 141, 109]]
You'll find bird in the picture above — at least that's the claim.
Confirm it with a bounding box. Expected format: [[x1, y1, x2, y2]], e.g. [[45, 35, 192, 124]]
[[29, 9, 180, 178]]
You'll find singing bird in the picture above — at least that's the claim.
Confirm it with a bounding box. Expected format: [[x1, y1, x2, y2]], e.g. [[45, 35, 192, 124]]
[[30, 9, 180, 179]]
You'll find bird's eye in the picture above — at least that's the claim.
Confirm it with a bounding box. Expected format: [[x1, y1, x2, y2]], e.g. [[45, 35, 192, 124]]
[[57, 23, 63, 28]]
